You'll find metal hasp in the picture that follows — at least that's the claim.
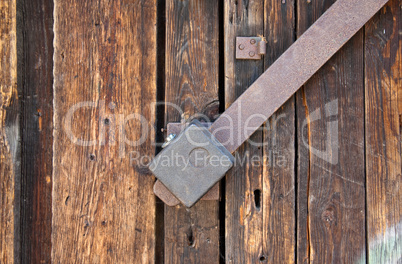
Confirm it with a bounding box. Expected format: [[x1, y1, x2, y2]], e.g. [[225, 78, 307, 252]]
[[154, 122, 220, 206], [236, 37, 266, 60], [149, 120, 234, 207], [151, 0, 389, 207]]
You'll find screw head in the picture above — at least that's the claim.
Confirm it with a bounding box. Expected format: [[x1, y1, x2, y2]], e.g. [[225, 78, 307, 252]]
[[239, 44, 245, 50], [162, 133, 177, 148], [250, 39, 256, 44], [249, 51, 255, 57]]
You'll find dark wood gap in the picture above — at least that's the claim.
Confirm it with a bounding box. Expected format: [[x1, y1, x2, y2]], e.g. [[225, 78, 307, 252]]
[[218, 0, 225, 115], [218, 0, 226, 263], [293, 1, 299, 262], [293, 94, 299, 264], [155, 0, 166, 263]]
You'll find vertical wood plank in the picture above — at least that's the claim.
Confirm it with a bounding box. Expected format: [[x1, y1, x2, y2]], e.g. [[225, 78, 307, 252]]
[[53, 0, 156, 262], [0, 0, 18, 262], [164, 0, 220, 263], [262, 0, 296, 263], [19, 0, 53, 262], [224, 0, 264, 262], [296, 0, 366, 263], [365, 1, 402, 263], [224, 0, 296, 263]]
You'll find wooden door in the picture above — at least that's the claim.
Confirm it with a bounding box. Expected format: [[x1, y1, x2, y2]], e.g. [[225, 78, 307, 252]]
[[0, 0, 400, 263]]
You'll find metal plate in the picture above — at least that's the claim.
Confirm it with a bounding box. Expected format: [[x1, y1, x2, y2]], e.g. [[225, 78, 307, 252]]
[[149, 120, 234, 207], [153, 180, 220, 207], [153, 122, 220, 207], [236, 37, 263, 60]]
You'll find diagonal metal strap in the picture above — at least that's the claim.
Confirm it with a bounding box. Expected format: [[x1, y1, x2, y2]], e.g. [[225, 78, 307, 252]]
[[210, 0, 389, 153], [153, 0, 390, 207]]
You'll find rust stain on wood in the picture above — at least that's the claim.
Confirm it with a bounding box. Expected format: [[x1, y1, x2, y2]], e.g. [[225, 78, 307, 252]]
[[300, 87, 312, 263]]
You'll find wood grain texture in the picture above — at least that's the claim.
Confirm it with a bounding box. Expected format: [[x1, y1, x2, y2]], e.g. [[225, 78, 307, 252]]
[[19, 0, 53, 262], [365, 1, 402, 263], [53, 0, 156, 262], [0, 0, 18, 262], [224, 0, 264, 262], [262, 0, 296, 263], [164, 0, 220, 263], [296, 0, 366, 263], [224, 0, 295, 263]]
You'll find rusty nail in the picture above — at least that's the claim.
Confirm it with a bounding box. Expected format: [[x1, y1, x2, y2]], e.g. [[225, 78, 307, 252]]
[[250, 39, 256, 44], [239, 44, 245, 50], [249, 51, 255, 57]]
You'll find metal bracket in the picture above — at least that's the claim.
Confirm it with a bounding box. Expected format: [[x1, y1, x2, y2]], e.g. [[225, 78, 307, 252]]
[[236, 37, 266, 60], [149, 120, 234, 207], [153, 122, 220, 207]]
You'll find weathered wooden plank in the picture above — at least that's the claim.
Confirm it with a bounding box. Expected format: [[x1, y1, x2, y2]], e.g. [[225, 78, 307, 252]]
[[53, 0, 156, 262], [19, 0, 53, 262], [0, 0, 18, 262], [164, 0, 220, 263], [296, 0, 366, 263], [365, 1, 402, 263], [261, 0, 296, 263], [224, 0, 264, 262], [224, 0, 296, 263]]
